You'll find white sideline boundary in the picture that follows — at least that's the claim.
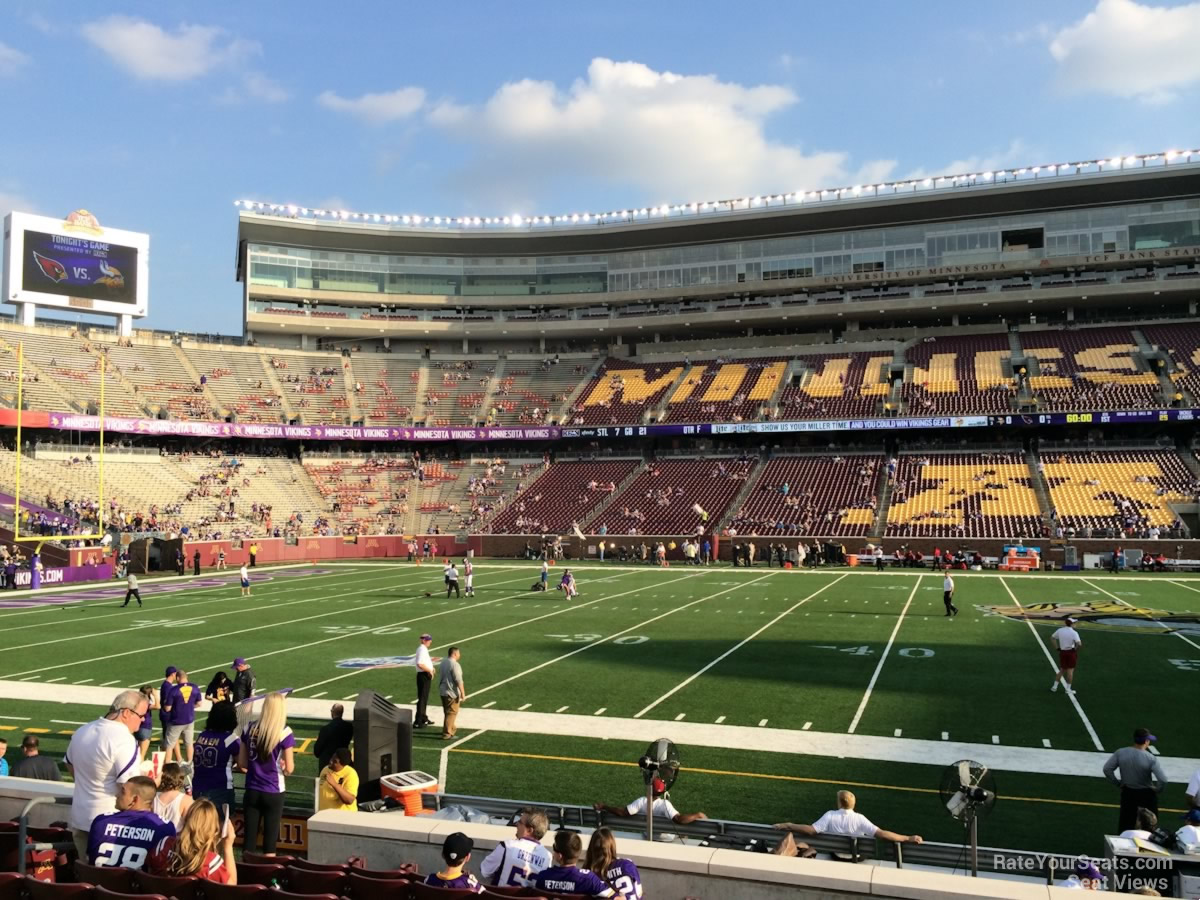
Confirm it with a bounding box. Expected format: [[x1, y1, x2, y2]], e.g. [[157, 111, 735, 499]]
[[7, 679, 1198, 783], [1000, 577, 1104, 751]]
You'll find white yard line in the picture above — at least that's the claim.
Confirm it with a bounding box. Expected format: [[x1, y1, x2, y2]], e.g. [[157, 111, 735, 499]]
[[634, 574, 847, 719], [1, 569, 542, 683], [438, 729, 487, 792], [847, 576, 922, 734], [468, 573, 779, 703], [1083, 578, 1200, 652], [0, 564, 363, 627], [1000, 577, 1104, 751], [291, 571, 700, 693]]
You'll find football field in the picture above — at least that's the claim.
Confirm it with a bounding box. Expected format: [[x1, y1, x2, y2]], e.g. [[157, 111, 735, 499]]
[[2, 560, 1199, 856]]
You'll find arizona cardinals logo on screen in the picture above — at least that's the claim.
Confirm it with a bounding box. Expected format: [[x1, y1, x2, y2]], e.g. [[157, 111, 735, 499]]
[[32, 250, 68, 283], [95, 261, 125, 289]]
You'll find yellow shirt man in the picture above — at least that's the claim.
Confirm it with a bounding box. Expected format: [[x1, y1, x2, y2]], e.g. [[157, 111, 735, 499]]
[[317, 757, 359, 812]]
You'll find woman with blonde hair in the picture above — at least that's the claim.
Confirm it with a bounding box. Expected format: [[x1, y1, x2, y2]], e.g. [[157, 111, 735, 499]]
[[149, 798, 237, 883], [586, 827, 643, 899], [153, 762, 194, 830], [236, 691, 294, 855]]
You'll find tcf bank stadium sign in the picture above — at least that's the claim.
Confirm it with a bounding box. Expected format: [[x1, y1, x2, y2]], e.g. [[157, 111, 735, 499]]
[[816, 244, 1200, 287]]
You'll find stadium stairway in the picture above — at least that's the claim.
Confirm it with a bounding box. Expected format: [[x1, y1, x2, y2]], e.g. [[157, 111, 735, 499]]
[[259, 354, 297, 422], [717, 455, 765, 525], [340, 361, 361, 423], [579, 462, 648, 529], [871, 459, 892, 537], [1026, 450, 1054, 528], [553, 356, 605, 422], [411, 364, 430, 424], [172, 343, 224, 417], [0, 334, 83, 413]]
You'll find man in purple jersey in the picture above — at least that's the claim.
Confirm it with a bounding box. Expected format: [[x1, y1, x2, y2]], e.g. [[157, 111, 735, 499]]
[[190, 701, 240, 812], [423, 832, 484, 893], [162, 669, 201, 763], [530, 831, 614, 897], [158, 667, 178, 743], [87, 775, 175, 869]]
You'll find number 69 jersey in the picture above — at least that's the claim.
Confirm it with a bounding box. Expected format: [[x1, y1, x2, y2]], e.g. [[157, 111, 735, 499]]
[[87, 809, 176, 869]]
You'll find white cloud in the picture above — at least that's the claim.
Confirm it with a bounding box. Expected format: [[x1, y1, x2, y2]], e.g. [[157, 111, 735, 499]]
[[0, 189, 36, 220], [0, 40, 30, 76], [426, 58, 885, 206], [1048, 0, 1200, 103], [317, 87, 426, 124], [81, 16, 258, 82], [218, 71, 289, 105]]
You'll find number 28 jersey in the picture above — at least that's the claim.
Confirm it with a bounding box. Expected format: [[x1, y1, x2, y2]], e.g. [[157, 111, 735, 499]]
[[87, 809, 175, 869]]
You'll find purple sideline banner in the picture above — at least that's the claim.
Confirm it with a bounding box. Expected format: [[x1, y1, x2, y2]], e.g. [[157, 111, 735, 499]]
[[14, 562, 113, 588], [46, 412, 560, 442]]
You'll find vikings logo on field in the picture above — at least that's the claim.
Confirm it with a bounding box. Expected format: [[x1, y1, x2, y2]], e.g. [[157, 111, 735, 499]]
[[336, 655, 441, 669], [32, 250, 68, 283], [982, 600, 1200, 636]]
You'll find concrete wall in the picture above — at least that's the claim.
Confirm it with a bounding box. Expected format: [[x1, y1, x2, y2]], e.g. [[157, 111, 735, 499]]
[[305, 809, 1138, 900]]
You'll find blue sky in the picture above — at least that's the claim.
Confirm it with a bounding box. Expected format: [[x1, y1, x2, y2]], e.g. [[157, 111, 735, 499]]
[[1, 0, 1198, 335]]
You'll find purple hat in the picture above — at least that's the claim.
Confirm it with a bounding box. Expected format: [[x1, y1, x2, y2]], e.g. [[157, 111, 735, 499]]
[[1182, 809, 1200, 824], [420, 633, 432, 641], [1134, 727, 1157, 744], [233, 657, 246, 668], [165, 666, 177, 677], [1074, 859, 1104, 882]]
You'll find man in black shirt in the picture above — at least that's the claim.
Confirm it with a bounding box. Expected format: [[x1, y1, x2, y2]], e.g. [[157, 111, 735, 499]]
[[11, 735, 60, 781], [231, 657, 256, 703], [314, 703, 355, 771]]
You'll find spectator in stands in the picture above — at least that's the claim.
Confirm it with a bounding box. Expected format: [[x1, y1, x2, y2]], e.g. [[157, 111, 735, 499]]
[[150, 797, 237, 883], [480, 806, 553, 888], [317, 747, 359, 811], [314, 703, 354, 771], [594, 777, 707, 825], [1058, 858, 1105, 891], [65, 689, 149, 857], [154, 763, 194, 830], [192, 701, 240, 812], [532, 831, 614, 897], [163, 669, 200, 763], [773, 790, 923, 852], [425, 832, 484, 893], [206, 670, 232, 703], [87, 775, 175, 868], [1178, 809, 1200, 847], [1104, 728, 1168, 833], [10, 734, 59, 781], [237, 691, 295, 855], [586, 827, 642, 899]]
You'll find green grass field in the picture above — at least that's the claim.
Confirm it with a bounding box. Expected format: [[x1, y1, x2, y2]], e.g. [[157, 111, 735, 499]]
[[2, 561, 1198, 859]]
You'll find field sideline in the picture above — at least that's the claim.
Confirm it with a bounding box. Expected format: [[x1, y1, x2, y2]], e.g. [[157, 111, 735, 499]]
[[2, 559, 1198, 856]]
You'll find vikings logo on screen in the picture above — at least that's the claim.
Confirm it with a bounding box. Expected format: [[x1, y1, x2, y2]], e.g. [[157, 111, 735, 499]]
[[21, 229, 138, 304]]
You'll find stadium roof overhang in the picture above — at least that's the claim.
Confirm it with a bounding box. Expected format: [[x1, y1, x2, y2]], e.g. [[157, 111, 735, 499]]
[[235, 165, 1200, 278]]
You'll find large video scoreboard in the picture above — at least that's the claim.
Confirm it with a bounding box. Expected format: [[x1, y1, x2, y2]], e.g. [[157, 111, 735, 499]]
[[3, 209, 149, 317]]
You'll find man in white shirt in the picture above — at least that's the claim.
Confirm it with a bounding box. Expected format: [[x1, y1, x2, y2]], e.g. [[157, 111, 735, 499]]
[[1178, 808, 1200, 847], [480, 806, 553, 888], [64, 690, 149, 858], [593, 777, 707, 825], [1051, 617, 1082, 694], [873, 546, 884, 571], [121, 572, 141, 608], [943, 574, 958, 617], [462, 558, 474, 597], [774, 790, 922, 849], [444, 562, 460, 598], [414, 633, 436, 729]]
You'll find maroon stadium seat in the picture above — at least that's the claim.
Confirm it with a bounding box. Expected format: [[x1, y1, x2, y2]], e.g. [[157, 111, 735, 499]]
[[282, 867, 346, 896], [24, 879, 95, 900], [132, 872, 199, 900], [74, 864, 137, 894]]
